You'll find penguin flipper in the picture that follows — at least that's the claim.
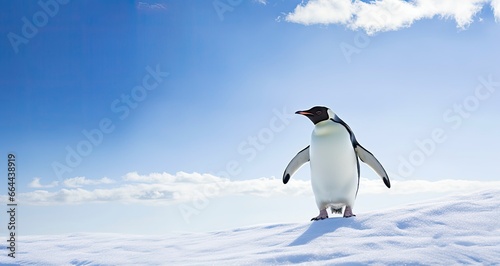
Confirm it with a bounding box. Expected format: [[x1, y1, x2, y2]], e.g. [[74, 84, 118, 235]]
[[283, 146, 310, 184], [354, 144, 391, 188]]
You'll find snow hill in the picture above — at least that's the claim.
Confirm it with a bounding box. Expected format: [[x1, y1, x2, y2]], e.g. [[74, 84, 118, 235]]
[[2, 189, 499, 265]]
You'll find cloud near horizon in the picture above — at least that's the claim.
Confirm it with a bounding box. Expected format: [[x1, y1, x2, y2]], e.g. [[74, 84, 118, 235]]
[[28, 177, 58, 188], [15, 172, 500, 206], [285, 0, 500, 34], [63, 176, 115, 188]]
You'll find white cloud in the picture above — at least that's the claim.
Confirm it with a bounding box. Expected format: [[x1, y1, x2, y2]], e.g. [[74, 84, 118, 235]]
[[286, 0, 356, 25], [16, 172, 500, 206], [63, 176, 115, 188], [28, 177, 58, 188], [285, 0, 498, 34], [492, 0, 500, 20]]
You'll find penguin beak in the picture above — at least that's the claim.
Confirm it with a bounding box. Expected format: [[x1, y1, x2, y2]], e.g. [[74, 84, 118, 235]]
[[295, 110, 313, 116]]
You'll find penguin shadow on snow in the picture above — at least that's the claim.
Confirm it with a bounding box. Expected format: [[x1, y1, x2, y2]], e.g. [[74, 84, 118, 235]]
[[288, 217, 362, 246]]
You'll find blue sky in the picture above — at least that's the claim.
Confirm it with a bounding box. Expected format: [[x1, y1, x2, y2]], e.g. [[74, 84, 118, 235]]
[[1, 0, 500, 235]]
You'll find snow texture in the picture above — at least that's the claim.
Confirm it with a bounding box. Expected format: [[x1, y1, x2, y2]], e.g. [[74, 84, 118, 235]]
[[2, 189, 499, 265]]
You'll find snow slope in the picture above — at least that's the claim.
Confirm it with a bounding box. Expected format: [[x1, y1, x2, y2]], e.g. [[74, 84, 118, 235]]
[[2, 189, 499, 265]]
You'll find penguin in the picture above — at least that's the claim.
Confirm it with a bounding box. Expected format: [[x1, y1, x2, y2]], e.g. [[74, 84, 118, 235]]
[[283, 106, 390, 220]]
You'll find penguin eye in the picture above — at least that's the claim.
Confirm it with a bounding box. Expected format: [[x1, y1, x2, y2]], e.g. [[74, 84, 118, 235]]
[[316, 111, 322, 115]]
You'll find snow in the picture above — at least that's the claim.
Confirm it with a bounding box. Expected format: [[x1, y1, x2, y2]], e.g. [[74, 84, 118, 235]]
[[3, 189, 499, 265]]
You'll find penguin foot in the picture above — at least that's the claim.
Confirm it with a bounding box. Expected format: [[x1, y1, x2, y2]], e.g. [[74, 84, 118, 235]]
[[311, 216, 328, 221], [311, 209, 328, 221], [343, 205, 356, 218]]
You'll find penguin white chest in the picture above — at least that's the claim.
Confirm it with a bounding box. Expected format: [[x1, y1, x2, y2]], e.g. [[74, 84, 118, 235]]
[[309, 120, 358, 207]]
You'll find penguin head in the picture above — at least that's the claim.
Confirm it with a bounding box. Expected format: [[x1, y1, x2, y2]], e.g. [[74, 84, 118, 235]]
[[295, 106, 335, 124]]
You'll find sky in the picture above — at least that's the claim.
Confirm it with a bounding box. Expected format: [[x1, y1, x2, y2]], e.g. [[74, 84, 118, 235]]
[[0, 0, 500, 235]]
